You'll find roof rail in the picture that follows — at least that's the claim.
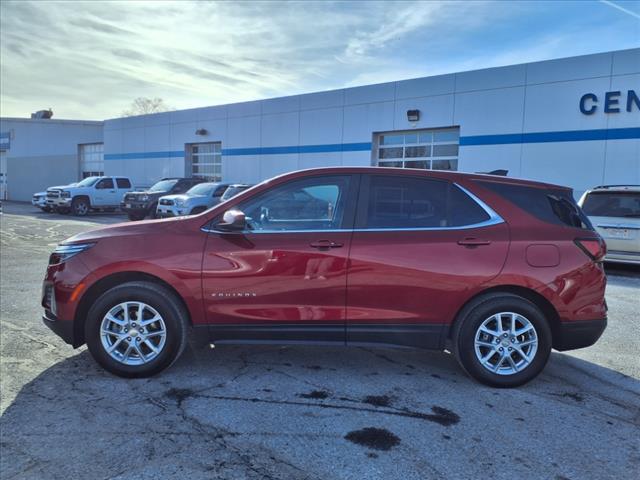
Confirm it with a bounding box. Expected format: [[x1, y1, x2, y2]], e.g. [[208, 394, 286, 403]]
[[476, 169, 509, 176], [593, 184, 640, 189]]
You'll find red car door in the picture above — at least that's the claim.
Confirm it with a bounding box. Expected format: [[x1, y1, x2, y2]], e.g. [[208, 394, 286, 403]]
[[346, 173, 509, 348], [201, 174, 359, 343]]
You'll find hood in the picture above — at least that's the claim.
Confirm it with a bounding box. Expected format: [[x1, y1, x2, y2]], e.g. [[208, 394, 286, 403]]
[[159, 194, 191, 202], [47, 184, 74, 191], [62, 216, 186, 244]]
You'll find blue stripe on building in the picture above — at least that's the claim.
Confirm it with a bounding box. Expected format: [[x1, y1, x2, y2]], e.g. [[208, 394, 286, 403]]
[[104, 127, 640, 160]]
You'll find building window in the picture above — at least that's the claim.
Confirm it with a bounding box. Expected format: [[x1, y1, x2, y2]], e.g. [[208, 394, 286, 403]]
[[188, 142, 222, 181], [79, 143, 104, 178], [375, 128, 459, 171]]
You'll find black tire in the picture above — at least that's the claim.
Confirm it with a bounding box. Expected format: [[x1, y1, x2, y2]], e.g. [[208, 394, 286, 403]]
[[452, 293, 552, 388], [85, 281, 189, 378], [128, 213, 145, 221], [149, 202, 159, 219], [189, 206, 206, 215], [72, 197, 90, 216]]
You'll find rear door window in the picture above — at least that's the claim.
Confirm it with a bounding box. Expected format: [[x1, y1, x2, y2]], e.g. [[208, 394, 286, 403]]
[[116, 178, 131, 189], [581, 192, 640, 218], [363, 176, 448, 228], [359, 176, 492, 229]]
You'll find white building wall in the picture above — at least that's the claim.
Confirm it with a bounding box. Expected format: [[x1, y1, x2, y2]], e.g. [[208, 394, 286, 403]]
[[103, 48, 640, 197], [0, 118, 103, 201]]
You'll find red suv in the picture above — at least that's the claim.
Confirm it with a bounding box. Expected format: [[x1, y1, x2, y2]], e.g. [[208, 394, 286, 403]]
[[42, 167, 607, 387]]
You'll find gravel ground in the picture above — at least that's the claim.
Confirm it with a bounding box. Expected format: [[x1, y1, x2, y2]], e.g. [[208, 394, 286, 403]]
[[1, 202, 639, 480]]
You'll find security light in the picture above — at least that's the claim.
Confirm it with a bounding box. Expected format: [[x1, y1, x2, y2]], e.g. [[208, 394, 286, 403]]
[[407, 110, 420, 122], [195, 128, 208, 135]]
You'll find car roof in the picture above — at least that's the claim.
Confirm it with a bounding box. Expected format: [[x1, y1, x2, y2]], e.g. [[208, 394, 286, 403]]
[[268, 166, 570, 190], [586, 185, 640, 193]]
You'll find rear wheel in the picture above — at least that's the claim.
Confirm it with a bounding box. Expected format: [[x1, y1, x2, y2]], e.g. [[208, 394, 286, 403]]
[[452, 293, 552, 387], [72, 197, 89, 216], [85, 281, 189, 378]]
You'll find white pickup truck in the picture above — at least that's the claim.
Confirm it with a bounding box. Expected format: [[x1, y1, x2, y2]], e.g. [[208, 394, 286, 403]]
[[46, 176, 135, 216]]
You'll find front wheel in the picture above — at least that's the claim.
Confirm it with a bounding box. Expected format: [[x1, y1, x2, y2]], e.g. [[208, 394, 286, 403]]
[[72, 197, 89, 216], [452, 293, 552, 388], [85, 281, 189, 378]]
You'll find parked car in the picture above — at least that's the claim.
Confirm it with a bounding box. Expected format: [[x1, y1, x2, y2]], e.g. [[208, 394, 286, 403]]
[[218, 183, 252, 204], [42, 167, 607, 387], [579, 185, 640, 265], [156, 182, 230, 218], [121, 178, 205, 221], [32, 192, 52, 212], [46, 177, 133, 216]]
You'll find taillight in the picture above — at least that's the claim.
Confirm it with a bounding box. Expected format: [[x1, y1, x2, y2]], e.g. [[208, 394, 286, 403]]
[[574, 237, 606, 262]]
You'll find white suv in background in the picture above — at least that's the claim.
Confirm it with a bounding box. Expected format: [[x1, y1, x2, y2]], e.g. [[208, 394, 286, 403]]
[[579, 185, 640, 265]]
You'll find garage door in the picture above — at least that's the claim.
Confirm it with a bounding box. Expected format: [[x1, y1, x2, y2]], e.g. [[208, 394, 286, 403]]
[[0, 151, 7, 200]]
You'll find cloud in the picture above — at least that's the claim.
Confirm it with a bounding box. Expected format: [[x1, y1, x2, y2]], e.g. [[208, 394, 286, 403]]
[[0, 0, 637, 120]]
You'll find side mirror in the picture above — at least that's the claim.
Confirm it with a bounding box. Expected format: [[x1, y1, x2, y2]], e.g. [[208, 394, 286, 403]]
[[216, 209, 246, 231]]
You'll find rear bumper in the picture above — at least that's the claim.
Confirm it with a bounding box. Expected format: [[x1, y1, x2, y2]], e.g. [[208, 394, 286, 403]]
[[553, 318, 607, 351], [605, 250, 640, 265], [42, 310, 76, 346]]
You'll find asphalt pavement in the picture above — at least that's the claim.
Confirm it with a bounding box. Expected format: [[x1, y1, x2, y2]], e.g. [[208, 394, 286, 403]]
[[1, 202, 638, 480]]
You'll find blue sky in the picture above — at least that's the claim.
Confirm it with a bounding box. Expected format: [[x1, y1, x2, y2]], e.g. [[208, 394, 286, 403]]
[[1, 0, 638, 120]]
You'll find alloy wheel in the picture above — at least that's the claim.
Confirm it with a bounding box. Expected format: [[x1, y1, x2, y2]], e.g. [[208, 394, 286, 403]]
[[473, 312, 538, 376], [100, 302, 167, 366]]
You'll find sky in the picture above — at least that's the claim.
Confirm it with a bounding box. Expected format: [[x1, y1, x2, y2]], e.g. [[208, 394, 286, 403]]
[[0, 0, 638, 120]]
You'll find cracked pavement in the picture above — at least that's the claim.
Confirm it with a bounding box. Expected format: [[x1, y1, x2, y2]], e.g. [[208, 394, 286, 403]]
[[1, 202, 639, 479]]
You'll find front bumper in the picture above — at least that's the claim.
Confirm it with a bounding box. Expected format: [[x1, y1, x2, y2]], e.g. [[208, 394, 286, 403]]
[[121, 201, 151, 214], [553, 318, 607, 351], [42, 310, 76, 346], [46, 197, 71, 207], [156, 205, 188, 217]]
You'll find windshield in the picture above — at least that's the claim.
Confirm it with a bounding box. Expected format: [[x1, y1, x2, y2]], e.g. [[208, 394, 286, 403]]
[[582, 191, 640, 218], [221, 185, 249, 201], [76, 177, 100, 187], [149, 179, 178, 192], [187, 183, 215, 196]]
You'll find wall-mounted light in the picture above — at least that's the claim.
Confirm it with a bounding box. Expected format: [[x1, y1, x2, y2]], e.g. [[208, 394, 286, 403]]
[[195, 128, 208, 136], [406, 109, 420, 122]]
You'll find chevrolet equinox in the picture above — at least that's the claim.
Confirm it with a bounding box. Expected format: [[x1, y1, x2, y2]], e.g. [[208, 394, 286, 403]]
[[42, 167, 607, 387]]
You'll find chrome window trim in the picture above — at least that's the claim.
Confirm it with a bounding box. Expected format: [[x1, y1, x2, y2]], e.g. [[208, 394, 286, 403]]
[[596, 223, 640, 230], [202, 182, 504, 234]]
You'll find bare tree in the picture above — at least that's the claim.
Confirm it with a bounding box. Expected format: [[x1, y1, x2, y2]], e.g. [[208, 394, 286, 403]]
[[121, 97, 173, 116]]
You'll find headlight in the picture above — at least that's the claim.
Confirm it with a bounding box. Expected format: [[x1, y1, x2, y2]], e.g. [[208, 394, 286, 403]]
[[174, 199, 185, 207], [60, 191, 71, 198], [49, 243, 95, 265]]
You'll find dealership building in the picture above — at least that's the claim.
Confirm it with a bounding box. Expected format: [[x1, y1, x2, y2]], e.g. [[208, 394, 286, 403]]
[[1, 48, 638, 202]]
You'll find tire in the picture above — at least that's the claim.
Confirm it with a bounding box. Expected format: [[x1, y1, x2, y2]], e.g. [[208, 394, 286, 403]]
[[452, 293, 552, 388], [85, 281, 189, 378], [128, 213, 145, 221], [41, 206, 52, 213], [149, 202, 159, 219], [189, 206, 206, 215], [72, 197, 90, 216]]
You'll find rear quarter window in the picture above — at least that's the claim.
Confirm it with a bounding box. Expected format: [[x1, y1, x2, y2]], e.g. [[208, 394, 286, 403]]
[[478, 181, 593, 230]]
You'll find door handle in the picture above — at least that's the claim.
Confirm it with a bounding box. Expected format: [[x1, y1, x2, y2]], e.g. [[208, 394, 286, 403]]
[[457, 238, 491, 247], [310, 240, 343, 250]]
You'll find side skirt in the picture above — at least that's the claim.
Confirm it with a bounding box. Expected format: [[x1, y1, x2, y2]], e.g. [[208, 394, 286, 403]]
[[203, 323, 446, 350]]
